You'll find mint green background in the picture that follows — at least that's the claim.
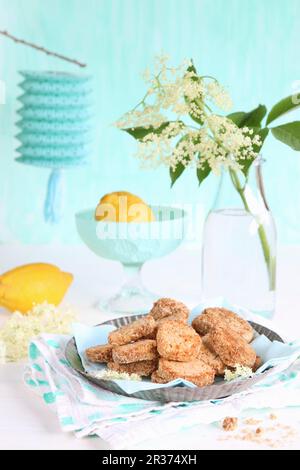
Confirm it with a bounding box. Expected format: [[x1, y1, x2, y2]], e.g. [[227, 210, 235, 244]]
[[0, 0, 299, 244]]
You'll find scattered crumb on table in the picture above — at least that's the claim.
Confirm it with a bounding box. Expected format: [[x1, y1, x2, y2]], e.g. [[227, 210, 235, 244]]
[[255, 427, 263, 435], [243, 418, 262, 425], [269, 413, 277, 421], [219, 414, 298, 449], [222, 417, 238, 432]]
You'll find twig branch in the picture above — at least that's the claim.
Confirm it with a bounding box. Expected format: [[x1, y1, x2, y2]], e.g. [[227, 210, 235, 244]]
[[0, 30, 87, 68]]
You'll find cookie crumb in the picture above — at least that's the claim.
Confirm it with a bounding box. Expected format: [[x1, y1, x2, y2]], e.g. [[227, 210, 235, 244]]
[[244, 418, 262, 425], [269, 413, 277, 421], [220, 419, 297, 449], [222, 417, 238, 431]]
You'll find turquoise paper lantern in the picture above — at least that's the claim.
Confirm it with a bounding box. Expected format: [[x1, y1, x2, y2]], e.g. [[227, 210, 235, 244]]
[[16, 71, 93, 223]]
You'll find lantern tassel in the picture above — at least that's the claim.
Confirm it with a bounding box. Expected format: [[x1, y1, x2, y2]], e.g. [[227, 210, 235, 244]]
[[44, 169, 64, 224]]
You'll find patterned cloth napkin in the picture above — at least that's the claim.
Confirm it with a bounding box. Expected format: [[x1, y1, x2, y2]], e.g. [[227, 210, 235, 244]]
[[24, 333, 300, 449]]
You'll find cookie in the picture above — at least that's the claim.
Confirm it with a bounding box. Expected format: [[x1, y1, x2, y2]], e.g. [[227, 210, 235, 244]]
[[157, 311, 188, 326], [202, 334, 214, 351], [149, 298, 189, 321], [206, 327, 256, 368], [157, 358, 215, 387], [108, 315, 156, 346], [107, 360, 156, 376], [197, 339, 225, 376], [85, 344, 113, 363], [156, 320, 201, 361], [112, 339, 158, 364], [144, 312, 188, 340], [151, 370, 169, 384], [192, 307, 254, 343], [253, 355, 262, 372]]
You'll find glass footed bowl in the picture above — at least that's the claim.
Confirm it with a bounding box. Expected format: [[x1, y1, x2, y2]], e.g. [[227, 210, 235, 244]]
[[75, 206, 187, 315]]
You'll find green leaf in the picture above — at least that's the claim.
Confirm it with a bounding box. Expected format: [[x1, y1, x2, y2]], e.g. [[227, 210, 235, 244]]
[[186, 59, 197, 76], [238, 127, 269, 176], [170, 136, 192, 187], [197, 159, 211, 185], [227, 104, 267, 128], [271, 121, 300, 150], [170, 161, 187, 187], [239, 159, 252, 177], [189, 109, 204, 126], [227, 112, 246, 127], [266, 95, 300, 125], [123, 122, 171, 140], [227, 109, 269, 176]]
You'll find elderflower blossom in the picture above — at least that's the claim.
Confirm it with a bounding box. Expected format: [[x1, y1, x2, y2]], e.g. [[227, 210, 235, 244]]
[[115, 56, 261, 175], [91, 369, 142, 382], [206, 80, 233, 111], [136, 132, 179, 169], [0, 340, 6, 364], [205, 115, 261, 167], [224, 364, 254, 382], [0, 302, 76, 362], [114, 106, 167, 130]]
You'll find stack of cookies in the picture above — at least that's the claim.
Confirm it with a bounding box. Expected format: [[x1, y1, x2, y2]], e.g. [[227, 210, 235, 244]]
[[86, 298, 259, 388]]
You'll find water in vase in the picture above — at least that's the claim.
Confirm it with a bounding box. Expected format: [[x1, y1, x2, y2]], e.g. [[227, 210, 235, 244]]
[[202, 208, 276, 319]]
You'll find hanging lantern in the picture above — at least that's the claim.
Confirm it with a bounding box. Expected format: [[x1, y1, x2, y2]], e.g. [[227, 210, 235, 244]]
[[16, 71, 93, 223]]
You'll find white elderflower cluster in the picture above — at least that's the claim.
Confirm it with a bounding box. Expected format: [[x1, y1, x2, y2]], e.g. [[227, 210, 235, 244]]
[[135, 122, 185, 169], [91, 369, 142, 382], [206, 80, 233, 111], [114, 106, 167, 130], [224, 364, 254, 382], [170, 131, 201, 169], [201, 115, 261, 173], [115, 56, 261, 176], [0, 302, 76, 362]]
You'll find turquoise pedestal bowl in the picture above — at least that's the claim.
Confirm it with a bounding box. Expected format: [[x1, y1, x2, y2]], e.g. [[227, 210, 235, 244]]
[[76, 206, 187, 314]]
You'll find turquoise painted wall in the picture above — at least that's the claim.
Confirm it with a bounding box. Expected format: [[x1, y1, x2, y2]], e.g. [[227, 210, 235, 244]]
[[0, 0, 299, 243]]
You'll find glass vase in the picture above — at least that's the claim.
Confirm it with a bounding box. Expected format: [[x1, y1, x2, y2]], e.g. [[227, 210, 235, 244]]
[[201, 158, 276, 319]]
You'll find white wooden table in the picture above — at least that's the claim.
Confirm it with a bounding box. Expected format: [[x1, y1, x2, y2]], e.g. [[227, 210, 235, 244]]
[[0, 243, 300, 450]]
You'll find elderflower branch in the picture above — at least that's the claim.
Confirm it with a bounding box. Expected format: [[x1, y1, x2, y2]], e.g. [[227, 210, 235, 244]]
[[115, 55, 274, 288], [204, 103, 213, 113], [200, 75, 218, 80], [229, 167, 275, 289], [131, 93, 151, 111], [115, 56, 259, 175]]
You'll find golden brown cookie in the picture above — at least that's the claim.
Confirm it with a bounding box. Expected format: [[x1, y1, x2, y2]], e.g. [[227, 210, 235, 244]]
[[85, 344, 113, 363], [108, 315, 156, 346], [157, 358, 215, 387], [197, 339, 225, 376], [107, 360, 156, 376], [201, 334, 214, 351], [149, 298, 189, 321], [206, 327, 256, 368], [151, 370, 169, 384], [156, 320, 201, 361], [192, 307, 254, 343], [157, 311, 188, 326], [112, 339, 158, 364], [253, 355, 262, 372], [144, 311, 188, 340]]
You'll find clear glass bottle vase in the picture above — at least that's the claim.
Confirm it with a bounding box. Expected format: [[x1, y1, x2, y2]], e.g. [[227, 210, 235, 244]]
[[201, 158, 276, 319]]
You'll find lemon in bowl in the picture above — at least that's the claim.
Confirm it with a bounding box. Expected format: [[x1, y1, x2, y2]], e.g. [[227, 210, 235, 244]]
[[76, 192, 187, 314], [95, 191, 155, 223]]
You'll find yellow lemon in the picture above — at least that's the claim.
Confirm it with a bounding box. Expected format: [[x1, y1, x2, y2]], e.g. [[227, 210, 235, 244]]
[[95, 191, 155, 223], [0, 263, 73, 314]]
